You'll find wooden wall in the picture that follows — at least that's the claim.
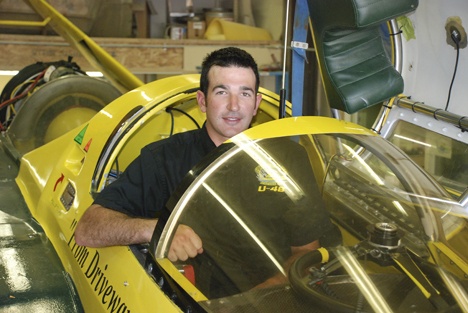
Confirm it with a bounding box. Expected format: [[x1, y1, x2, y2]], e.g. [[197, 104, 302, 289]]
[[0, 34, 281, 74]]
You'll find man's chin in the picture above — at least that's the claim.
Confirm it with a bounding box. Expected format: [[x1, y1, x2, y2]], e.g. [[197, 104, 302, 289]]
[[223, 127, 245, 139]]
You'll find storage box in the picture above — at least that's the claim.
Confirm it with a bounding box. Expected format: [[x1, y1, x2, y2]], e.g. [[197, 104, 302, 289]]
[[187, 20, 206, 39]]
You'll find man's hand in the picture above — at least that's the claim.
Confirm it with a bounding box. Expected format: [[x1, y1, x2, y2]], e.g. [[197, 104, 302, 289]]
[[168, 224, 204, 262], [253, 240, 320, 290]]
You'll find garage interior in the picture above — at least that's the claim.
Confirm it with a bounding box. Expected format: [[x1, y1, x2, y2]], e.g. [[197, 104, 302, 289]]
[[0, 0, 291, 93], [0, 0, 379, 131], [1, 2, 468, 312]]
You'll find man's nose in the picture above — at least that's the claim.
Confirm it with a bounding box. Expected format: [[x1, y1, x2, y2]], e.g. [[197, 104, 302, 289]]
[[227, 95, 240, 111]]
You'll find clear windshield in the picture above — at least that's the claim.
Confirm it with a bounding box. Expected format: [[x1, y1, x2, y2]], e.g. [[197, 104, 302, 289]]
[[154, 133, 468, 312]]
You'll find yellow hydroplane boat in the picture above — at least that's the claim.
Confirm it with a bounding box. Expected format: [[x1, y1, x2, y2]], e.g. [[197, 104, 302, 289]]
[[0, 0, 467, 312]]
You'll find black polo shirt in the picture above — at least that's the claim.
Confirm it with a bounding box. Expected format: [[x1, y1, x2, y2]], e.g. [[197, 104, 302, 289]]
[[93, 126, 216, 218]]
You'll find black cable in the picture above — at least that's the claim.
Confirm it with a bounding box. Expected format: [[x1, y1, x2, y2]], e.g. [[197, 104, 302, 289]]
[[168, 108, 175, 136], [445, 40, 460, 111], [111, 159, 120, 178], [389, 30, 403, 37], [166, 107, 201, 130]]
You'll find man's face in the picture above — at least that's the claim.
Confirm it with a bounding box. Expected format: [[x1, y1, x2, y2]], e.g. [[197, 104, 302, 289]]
[[197, 65, 262, 146]]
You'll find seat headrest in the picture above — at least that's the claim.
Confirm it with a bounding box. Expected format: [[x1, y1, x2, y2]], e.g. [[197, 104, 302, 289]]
[[308, 0, 419, 114], [310, 0, 419, 30]]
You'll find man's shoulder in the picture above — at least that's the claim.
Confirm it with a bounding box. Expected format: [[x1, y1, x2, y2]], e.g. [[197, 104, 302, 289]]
[[145, 128, 207, 152]]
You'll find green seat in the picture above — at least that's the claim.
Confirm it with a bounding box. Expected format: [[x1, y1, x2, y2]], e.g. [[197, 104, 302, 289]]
[[308, 0, 418, 114]]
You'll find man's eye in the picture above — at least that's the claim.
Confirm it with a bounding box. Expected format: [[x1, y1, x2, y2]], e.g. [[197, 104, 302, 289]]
[[242, 92, 252, 97]]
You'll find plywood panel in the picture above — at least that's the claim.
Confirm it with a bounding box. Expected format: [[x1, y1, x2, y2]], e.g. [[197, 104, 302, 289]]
[[0, 34, 280, 75], [0, 34, 184, 73]]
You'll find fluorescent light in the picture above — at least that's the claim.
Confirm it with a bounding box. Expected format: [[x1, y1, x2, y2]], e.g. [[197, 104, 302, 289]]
[[394, 134, 432, 147], [0, 70, 19, 76], [86, 71, 103, 77], [0, 70, 103, 77]]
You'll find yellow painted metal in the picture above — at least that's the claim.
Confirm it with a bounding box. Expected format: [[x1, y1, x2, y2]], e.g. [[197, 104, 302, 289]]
[[44, 106, 98, 144], [87, 74, 290, 192], [23, 0, 144, 93], [157, 259, 209, 302], [230, 116, 375, 142], [317, 247, 330, 263], [16, 80, 193, 312], [14, 73, 290, 312], [392, 257, 435, 299], [21, 71, 460, 310], [17, 139, 183, 311], [430, 241, 468, 278], [0, 17, 51, 27]]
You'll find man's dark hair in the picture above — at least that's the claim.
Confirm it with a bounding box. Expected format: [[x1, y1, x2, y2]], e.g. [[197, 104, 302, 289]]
[[199, 47, 260, 95]]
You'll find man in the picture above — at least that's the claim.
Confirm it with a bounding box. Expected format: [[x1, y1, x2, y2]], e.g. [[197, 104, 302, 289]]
[[75, 47, 333, 271], [74, 47, 263, 262]]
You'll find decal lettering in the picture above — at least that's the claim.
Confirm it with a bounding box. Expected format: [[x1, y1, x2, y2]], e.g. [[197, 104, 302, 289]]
[[76, 246, 89, 268], [254, 165, 288, 192], [257, 185, 285, 193], [68, 233, 89, 268], [105, 286, 129, 313], [67, 232, 131, 312]]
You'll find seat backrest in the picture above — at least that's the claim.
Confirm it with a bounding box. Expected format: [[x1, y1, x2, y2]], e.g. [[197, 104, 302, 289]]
[[308, 0, 418, 114]]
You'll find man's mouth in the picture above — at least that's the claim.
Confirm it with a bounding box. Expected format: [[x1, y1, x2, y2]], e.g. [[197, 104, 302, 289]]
[[224, 116, 241, 123]]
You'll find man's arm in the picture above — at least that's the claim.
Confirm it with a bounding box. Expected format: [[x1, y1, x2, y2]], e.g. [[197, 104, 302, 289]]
[[74, 204, 204, 261], [288, 240, 320, 268], [74, 204, 156, 247]]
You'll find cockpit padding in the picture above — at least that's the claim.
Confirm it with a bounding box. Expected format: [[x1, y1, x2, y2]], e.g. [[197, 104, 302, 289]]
[[308, 0, 418, 114]]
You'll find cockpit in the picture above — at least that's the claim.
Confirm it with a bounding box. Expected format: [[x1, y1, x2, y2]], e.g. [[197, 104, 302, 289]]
[[143, 120, 468, 312]]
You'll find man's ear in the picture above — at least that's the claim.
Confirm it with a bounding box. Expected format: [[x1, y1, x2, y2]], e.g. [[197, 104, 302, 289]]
[[253, 93, 262, 115], [197, 90, 207, 113]]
